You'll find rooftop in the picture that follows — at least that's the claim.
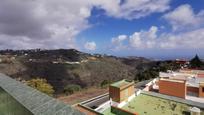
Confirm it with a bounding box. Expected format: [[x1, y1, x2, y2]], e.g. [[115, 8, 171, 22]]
[[102, 94, 204, 115], [159, 71, 204, 88], [122, 94, 197, 115], [180, 69, 204, 74], [110, 79, 134, 89]]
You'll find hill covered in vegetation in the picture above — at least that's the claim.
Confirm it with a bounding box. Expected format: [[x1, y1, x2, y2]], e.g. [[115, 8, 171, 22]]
[[0, 49, 200, 95]]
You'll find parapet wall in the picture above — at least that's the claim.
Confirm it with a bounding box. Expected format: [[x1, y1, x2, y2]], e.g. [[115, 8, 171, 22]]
[[159, 79, 186, 98], [0, 73, 83, 115], [111, 106, 138, 115], [0, 87, 33, 115]]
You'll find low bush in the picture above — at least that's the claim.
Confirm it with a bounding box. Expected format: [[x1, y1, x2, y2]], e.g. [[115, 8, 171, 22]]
[[64, 84, 82, 95], [100, 80, 109, 88]]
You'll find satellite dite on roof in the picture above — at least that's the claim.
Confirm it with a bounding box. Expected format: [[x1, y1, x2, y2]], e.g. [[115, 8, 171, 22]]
[[0, 73, 84, 115]]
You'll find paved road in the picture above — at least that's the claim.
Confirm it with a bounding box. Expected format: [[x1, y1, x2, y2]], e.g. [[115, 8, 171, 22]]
[[81, 93, 109, 109]]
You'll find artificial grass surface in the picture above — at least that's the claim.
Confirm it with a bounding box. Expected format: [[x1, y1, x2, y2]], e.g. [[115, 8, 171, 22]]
[[102, 94, 204, 115], [122, 94, 190, 115]]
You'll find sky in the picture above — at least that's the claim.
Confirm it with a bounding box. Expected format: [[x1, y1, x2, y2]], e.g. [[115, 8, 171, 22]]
[[0, 0, 204, 59]]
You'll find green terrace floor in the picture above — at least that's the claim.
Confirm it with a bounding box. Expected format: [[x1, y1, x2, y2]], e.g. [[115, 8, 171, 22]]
[[102, 94, 204, 115]]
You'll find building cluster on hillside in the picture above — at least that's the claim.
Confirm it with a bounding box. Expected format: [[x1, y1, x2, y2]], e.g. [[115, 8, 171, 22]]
[[175, 59, 190, 68], [76, 69, 204, 115], [158, 69, 204, 99]]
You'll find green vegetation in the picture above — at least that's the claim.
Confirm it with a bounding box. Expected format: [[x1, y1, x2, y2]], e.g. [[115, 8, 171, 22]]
[[100, 80, 110, 88], [135, 68, 159, 81], [71, 58, 135, 87], [135, 61, 180, 81], [63, 84, 82, 95], [26, 78, 54, 96], [190, 54, 203, 69], [2, 49, 203, 96], [0, 49, 153, 94]]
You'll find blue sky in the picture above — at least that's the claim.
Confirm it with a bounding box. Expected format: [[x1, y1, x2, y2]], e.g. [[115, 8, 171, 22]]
[[0, 0, 204, 59], [77, 0, 204, 59]]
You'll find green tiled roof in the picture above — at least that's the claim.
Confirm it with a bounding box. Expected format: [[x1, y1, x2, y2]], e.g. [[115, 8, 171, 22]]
[[0, 73, 84, 115], [110, 79, 133, 88]]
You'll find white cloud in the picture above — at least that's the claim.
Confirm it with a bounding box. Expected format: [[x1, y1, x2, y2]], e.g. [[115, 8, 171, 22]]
[[111, 35, 128, 51], [112, 26, 204, 50], [96, 0, 170, 20], [129, 26, 158, 48], [0, 0, 93, 49], [111, 26, 158, 50], [0, 0, 172, 49], [112, 35, 127, 44], [159, 28, 204, 49], [84, 41, 96, 51], [163, 4, 204, 31]]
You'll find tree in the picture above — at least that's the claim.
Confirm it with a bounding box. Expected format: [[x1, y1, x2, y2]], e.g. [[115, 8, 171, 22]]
[[26, 78, 54, 96], [190, 54, 203, 68], [63, 84, 81, 95]]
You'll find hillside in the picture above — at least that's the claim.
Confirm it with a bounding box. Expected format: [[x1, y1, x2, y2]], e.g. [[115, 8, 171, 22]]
[[0, 49, 155, 94]]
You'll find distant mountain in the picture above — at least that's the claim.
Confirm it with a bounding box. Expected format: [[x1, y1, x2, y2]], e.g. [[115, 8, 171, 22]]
[[0, 49, 155, 94]]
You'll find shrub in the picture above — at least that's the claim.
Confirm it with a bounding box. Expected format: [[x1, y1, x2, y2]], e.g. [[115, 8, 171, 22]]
[[64, 84, 81, 95], [26, 78, 54, 96], [100, 80, 109, 88]]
